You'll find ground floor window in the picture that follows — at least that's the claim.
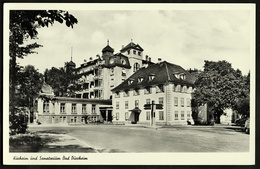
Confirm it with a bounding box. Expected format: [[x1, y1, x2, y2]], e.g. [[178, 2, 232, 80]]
[[174, 111, 178, 120], [60, 116, 66, 123], [146, 111, 150, 120], [125, 112, 129, 121], [159, 111, 164, 120], [116, 113, 119, 120], [187, 111, 191, 120], [181, 111, 185, 120]]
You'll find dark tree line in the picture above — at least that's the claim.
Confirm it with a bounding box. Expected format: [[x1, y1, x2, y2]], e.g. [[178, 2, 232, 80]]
[[192, 60, 250, 124], [9, 10, 78, 134]]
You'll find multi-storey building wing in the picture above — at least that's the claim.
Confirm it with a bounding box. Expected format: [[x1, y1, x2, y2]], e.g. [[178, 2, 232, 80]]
[[111, 61, 196, 125], [74, 40, 153, 100]]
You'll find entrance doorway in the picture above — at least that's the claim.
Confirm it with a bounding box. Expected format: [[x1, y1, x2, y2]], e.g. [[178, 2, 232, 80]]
[[100, 110, 112, 122], [129, 107, 141, 124]]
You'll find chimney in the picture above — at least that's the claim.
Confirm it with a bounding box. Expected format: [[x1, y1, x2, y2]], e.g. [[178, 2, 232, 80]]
[[149, 57, 151, 62], [158, 58, 162, 63], [122, 45, 124, 49], [146, 55, 149, 61], [89, 57, 93, 61]]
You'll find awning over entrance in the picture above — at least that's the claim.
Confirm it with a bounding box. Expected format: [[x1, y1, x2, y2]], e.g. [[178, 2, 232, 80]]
[[128, 107, 141, 124]]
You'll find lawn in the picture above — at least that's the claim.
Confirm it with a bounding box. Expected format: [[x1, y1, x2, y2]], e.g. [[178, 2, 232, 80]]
[[9, 132, 96, 153]]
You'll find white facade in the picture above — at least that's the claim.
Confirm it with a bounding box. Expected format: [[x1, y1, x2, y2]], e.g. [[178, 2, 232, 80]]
[[113, 83, 193, 125]]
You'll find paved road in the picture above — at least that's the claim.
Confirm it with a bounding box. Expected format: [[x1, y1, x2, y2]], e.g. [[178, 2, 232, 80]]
[[28, 124, 249, 152]]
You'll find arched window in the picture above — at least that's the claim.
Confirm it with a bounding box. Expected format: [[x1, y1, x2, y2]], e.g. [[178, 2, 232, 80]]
[[133, 63, 140, 72]]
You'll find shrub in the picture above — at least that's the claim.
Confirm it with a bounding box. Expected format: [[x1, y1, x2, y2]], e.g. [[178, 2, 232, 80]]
[[9, 107, 29, 135]]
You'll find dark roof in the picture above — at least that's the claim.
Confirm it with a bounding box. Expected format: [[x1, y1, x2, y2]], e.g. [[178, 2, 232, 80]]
[[67, 61, 76, 67], [102, 45, 114, 53], [112, 61, 195, 92], [102, 53, 131, 69], [120, 42, 144, 53]]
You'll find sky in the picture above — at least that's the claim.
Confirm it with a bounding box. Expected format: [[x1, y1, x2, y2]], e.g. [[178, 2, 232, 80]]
[[17, 6, 253, 75]]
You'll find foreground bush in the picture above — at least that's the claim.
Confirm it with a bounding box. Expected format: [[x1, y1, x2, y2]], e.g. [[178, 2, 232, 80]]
[[9, 107, 29, 135]]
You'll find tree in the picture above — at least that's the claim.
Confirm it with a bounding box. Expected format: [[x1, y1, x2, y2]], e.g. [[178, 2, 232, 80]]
[[9, 10, 78, 134], [44, 66, 79, 97], [192, 60, 247, 123], [233, 72, 250, 116]]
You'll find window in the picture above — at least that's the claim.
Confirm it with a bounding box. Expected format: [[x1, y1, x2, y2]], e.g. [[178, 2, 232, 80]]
[[174, 111, 179, 120], [174, 72, 180, 79], [115, 91, 120, 98], [180, 74, 186, 80], [146, 111, 150, 120], [81, 117, 85, 123], [146, 99, 151, 104], [182, 86, 187, 93], [82, 104, 87, 114], [133, 88, 140, 96], [187, 111, 191, 120], [138, 77, 144, 83], [128, 79, 134, 85], [149, 74, 155, 81], [144, 86, 152, 94], [135, 100, 139, 107], [138, 51, 141, 56], [116, 113, 119, 120], [156, 84, 164, 93], [72, 104, 77, 114], [133, 63, 140, 72], [60, 103, 66, 114], [174, 97, 178, 106], [181, 98, 184, 107], [159, 111, 164, 120], [125, 112, 129, 121], [133, 50, 136, 55], [92, 104, 96, 114], [159, 97, 164, 105], [175, 85, 181, 92], [181, 111, 185, 120], [187, 98, 191, 107], [125, 101, 129, 109], [116, 102, 119, 109], [124, 90, 129, 97], [127, 50, 130, 55], [43, 101, 49, 113], [110, 68, 114, 75]]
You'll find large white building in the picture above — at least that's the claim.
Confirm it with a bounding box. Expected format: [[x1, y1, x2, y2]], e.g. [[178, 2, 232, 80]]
[[74, 40, 153, 100], [111, 61, 196, 125], [35, 83, 112, 124]]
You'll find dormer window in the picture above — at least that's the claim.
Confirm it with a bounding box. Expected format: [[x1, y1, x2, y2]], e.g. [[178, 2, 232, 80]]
[[180, 73, 186, 80], [156, 84, 164, 93], [138, 51, 141, 56], [133, 88, 140, 96], [115, 91, 120, 98], [124, 90, 129, 97], [128, 79, 134, 85], [133, 50, 136, 55], [138, 77, 144, 83], [144, 86, 152, 94], [173, 72, 180, 79], [149, 74, 155, 81]]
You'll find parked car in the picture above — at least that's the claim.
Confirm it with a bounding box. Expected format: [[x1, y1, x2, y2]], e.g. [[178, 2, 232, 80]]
[[244, 119, 250, 134], [235, 117, 248, 127]]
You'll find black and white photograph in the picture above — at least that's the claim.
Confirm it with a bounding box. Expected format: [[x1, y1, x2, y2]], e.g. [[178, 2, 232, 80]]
[[3, 3, 255, 165]]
